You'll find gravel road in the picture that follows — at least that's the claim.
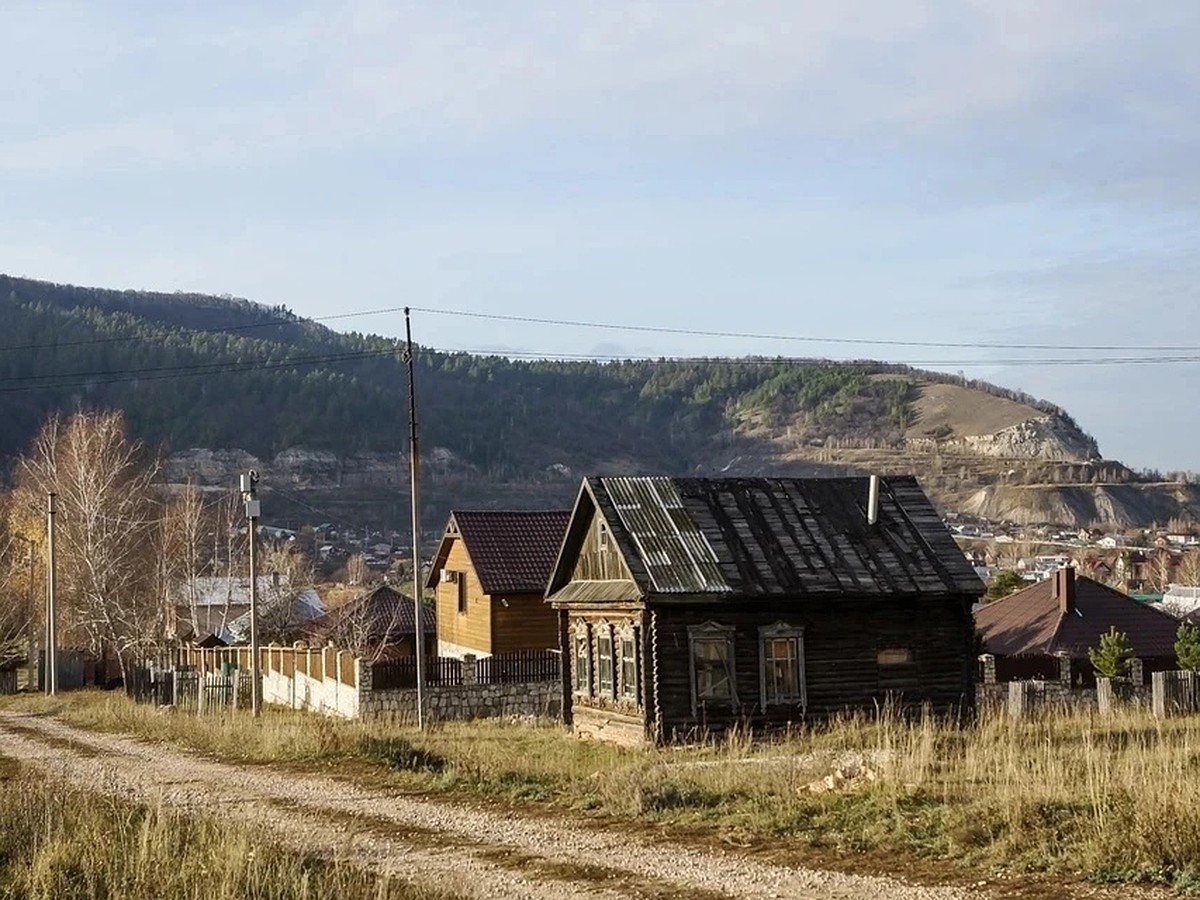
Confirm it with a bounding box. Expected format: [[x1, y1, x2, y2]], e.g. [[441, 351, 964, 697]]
[[0, 711, 1097, 899]]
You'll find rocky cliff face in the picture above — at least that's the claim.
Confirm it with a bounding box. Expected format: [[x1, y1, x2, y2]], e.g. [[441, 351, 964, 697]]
[[907, 413, 1099, 462], [960, 482, 1200, 527]]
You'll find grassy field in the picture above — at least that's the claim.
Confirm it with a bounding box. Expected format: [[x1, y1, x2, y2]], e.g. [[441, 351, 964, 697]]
[[7, 692, 1200, 891], [0, 752, 451, 900]]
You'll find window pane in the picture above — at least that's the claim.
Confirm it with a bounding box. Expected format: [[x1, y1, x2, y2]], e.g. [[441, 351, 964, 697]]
[[597, 635, 614, 694], [764, 636, 799, 703], [620, 637, 637, 699], [574, 635, 590, 693], [694, 637, 732, 700]]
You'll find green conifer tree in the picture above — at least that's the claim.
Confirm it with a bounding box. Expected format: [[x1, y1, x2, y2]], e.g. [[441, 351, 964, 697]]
[[1088, 626, 1132, 679]]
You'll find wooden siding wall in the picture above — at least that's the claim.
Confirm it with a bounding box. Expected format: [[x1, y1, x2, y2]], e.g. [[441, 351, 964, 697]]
[[491, 593, 559, 654], [651, 596, 975, 738], [434, 538, 491, 654], [570, 511, 634, 582]]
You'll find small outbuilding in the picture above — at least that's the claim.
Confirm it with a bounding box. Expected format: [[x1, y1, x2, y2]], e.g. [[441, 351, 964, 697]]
[[546, 475, 984, 746]]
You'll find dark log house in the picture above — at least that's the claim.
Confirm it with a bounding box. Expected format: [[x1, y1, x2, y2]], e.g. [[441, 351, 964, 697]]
[[546, 475, 984, 746]]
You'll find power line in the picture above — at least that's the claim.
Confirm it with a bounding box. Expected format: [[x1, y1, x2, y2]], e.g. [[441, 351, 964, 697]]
[[448, 347, 1200, 367], [4, 291, 1200, 355], [0, 347, 403, 395], [410, 306, 1200, 354], [0, 302, 410, 355], [0, 345, 402, 388], [0, 341, 1198, 399]]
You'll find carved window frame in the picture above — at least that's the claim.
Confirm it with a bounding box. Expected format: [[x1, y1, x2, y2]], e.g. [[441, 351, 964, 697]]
[[595, 620, 615, 697], [687, 621, 738, 715], [572, 621, 591, 696], [617, 622, 639, 704], [758, 621, 806, 710]]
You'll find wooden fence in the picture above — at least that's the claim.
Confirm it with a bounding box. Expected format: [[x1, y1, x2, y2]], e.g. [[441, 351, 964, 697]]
[[372, 656, 462, 689], [477, 650, 560, 684]]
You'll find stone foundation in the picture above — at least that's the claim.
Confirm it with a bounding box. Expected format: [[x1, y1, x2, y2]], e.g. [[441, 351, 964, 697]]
[[357, 680, 561, 723]]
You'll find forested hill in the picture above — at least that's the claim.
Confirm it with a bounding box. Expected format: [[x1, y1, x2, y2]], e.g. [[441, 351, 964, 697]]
[[0, 274, 1097, 479]]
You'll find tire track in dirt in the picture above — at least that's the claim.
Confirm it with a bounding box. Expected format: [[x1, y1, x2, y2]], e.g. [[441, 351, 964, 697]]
[[0, 712, 986, 900]]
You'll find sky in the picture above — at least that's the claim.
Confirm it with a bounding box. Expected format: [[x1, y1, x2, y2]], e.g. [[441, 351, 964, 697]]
[[3, 1, 1199, 471]]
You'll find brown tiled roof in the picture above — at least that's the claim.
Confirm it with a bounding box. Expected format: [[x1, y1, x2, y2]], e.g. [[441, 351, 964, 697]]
[[308, 584, 435, 643], [975, 571, 1180, 659], [549, 475, 983, 601], [428, 510, 571, 594]]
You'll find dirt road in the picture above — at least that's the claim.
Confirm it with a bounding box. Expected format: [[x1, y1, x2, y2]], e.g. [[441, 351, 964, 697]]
[[0, 712, 1109, 899]]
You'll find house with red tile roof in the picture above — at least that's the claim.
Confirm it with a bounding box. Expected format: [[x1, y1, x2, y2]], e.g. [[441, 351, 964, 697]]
[[425, 510, 571, 658], [974, 567, 1180, 685]]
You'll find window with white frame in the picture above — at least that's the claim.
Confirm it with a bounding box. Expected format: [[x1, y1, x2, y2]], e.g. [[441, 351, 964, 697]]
[[596, 625, 615, 696], [573, 625, 591, 695], [688, 622, 737, 712], [759, 622, 806, 709], [619, 626, 638, 702]]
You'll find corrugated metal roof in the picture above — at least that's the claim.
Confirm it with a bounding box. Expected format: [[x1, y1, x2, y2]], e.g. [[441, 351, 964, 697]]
[[602, 476, 732, 594], [584, 475, 982, 598]]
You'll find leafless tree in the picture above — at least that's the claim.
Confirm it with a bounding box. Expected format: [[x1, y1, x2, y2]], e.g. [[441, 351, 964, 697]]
[[255, 542, 318, 644], [209, 489, 248, 639], [324, 582, 411, 662], [1177, 550, 1200, 588], [16, 411, 159, 679], [345, 553, 367, 586], [160, 481, 209, 641], [0, 534, 36, 670]]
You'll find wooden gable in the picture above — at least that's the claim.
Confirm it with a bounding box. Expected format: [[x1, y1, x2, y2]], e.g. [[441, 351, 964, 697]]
[[571, 507, 635, 583]]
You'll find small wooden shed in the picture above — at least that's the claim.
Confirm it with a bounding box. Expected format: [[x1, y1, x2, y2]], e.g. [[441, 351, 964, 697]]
[[546, 475, 983, 746]]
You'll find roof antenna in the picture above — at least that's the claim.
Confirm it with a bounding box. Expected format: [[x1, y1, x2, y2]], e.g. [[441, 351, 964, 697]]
[[867, 475, 880, 526]]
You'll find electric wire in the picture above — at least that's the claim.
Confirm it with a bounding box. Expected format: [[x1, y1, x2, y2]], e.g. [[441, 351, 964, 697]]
[[3, 294, 1200, 354], [1, 344, 1199, 397]]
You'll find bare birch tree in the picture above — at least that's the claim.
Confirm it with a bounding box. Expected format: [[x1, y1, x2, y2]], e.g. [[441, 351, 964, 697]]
[[159, 481, 209, 641], [345, 553, 367, 586], [16, 411, 159, 679]]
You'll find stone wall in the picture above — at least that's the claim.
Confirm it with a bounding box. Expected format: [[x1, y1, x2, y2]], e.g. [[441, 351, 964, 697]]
[[357, 680, 561, 723]]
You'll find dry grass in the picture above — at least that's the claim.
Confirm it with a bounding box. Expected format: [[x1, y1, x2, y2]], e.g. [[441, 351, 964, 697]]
[[9, 692, 1200, 890], [0, 752, 453, 900]]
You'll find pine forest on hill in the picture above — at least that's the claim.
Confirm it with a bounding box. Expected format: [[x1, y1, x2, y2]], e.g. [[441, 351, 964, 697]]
[[0, 274, 1090, 482]]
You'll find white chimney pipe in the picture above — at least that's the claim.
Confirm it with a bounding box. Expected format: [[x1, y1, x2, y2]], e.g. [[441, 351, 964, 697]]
[[867, 475, 880, 525]]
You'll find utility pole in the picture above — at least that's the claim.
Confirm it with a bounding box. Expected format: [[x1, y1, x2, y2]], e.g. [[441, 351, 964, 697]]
[[240, 471, 261, 717], [404, 308, 425, 730], [46, 492, 57, 696]]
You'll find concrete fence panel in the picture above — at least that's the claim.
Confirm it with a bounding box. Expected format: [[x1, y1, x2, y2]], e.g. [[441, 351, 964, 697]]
[[1007, 681, 1046, 719]]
